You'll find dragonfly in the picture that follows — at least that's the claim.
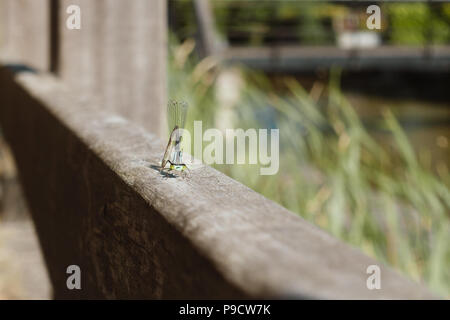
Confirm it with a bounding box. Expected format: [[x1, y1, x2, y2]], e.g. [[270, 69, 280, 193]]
[[161, 100, 189, 175]]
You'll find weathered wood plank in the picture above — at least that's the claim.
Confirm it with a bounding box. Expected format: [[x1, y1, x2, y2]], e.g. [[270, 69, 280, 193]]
[[0, 65, 436, 299]]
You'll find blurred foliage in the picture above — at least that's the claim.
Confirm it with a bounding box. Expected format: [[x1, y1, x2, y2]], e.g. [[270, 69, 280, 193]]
[[169, 0, 450, 46], [387, 3, 450, 45], [169, 36, 450, 298], [209, 0, 334, 45]]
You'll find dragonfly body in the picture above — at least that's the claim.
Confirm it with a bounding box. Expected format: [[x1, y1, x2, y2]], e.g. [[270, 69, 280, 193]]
[[160, 100, 189, 175]]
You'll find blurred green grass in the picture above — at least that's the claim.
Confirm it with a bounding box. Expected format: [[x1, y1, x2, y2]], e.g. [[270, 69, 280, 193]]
[[169, 36, 450, 298]]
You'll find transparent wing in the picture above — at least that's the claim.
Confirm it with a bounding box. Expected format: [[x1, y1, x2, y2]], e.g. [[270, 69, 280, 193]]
[[167, 99, 188, 133], [167, 100, 188, 165]]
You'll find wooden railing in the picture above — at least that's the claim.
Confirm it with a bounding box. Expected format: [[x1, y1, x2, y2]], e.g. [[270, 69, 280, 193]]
[[0, 0, 436, 299]]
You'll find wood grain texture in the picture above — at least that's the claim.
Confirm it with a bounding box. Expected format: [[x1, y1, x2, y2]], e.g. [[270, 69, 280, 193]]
[[0, 66, 437, 299]]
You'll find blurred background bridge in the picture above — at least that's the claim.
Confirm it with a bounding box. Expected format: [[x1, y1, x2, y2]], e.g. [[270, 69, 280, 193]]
[[174, 0, 450, 72]]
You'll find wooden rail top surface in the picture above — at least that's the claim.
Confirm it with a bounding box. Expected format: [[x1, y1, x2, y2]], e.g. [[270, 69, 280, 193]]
[[0, 64, 436, 299]]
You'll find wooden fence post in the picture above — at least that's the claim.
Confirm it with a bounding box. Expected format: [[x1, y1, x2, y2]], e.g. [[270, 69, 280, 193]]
[[0, 66, 437, 299], [56, 0, 167, 137], [0, 0, 50, 71]]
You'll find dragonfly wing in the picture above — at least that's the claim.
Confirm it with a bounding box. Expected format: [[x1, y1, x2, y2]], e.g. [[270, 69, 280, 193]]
[[167, 100, 188, 131], [163, 100, 188, 168]]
